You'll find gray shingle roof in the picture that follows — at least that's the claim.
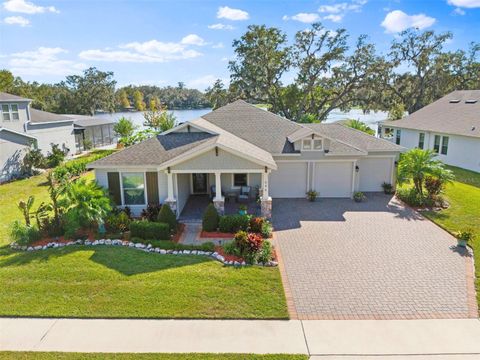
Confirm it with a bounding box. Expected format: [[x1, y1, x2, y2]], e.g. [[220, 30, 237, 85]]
[[381, 90, 480, 138], [305, 123, 404, 152], [0, 92, 31, 102], [29, 108, 74, 123], [89, 132, 217, 167], [202, 100, 302, 154], [70, 114, 115, 127]]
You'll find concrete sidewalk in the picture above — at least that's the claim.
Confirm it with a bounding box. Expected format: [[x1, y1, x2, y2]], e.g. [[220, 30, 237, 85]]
[[2, 318, 480, 357]]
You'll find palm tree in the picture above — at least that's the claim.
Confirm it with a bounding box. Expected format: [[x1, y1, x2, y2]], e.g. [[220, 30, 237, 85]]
[[344, 119, 375, 135], [17, 196, 35, 226], [397, 149, 454, 196]]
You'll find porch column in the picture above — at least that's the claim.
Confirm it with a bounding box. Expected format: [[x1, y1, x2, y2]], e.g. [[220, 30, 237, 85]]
[[261, 170, 272, 219], [165, 170, 177, 213], [213, 171, 224, 215]]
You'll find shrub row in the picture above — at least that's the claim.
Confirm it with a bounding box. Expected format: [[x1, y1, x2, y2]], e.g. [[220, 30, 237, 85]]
[[52, 150, 116, 179], [219, 214, 250, 233], [130, 221, 170, 240]]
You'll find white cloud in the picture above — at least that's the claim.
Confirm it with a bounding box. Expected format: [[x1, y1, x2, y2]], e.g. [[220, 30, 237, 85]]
[[187, 74, 228, 90], [221, 57, 229, 62], [8, 47, 85, 76], [212, 42, 224, 49], [447, 0, 480, 8], [318, 0, 367, 22], [381, 10, 436, 33], [283, 12, 320, 23], [180, 34, 207, 46], [79, 38, 203, 63], [217, 6, 249, 21], [453, 7, 466, 14], [208, 23, 235, 30], [3, 15, 29, 26], [3, 0, 59, 14]]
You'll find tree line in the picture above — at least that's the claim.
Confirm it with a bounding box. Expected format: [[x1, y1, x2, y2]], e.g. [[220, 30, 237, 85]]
[[0, 69, 209, 116], [206, 24, 479, 121]]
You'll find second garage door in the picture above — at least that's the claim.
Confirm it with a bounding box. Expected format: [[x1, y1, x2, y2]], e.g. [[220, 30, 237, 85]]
[[270, 162, 307, 198], [358, 157, 393, 192], [313, 162, 353, 197]]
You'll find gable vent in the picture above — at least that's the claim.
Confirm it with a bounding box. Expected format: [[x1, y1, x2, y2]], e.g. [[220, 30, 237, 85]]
[[465, 99, 478, 104], [449, 99, 460, 103]]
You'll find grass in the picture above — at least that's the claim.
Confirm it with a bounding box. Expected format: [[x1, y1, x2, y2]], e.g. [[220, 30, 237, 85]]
[[0, 353, 307, 360], [0, 246, 288, 319], [0, 171, 94, 246], [420, 165, 480, 311]]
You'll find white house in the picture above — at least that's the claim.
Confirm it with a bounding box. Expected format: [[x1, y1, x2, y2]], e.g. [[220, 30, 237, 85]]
[[380, 90, 480, 172], [89, 100, 404, 219]]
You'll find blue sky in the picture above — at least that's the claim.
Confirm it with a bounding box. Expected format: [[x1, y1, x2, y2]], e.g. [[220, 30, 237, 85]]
[[0, 0, 479, 90]]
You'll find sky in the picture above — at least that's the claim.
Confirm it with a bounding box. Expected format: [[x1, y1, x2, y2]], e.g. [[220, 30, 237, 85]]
[[0, 0, 479, 90]]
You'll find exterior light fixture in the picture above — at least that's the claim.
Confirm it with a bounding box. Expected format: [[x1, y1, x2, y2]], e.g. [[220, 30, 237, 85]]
[[355, 165, 359, 172]]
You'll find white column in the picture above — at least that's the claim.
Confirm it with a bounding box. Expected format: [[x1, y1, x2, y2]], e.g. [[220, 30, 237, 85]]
[[166, 172, 174, 201], [214, 172, 222, 200], [261, 171, 270, 200]]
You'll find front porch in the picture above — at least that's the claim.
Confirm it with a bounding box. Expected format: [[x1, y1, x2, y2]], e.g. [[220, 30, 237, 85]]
[[179, 194, 261, 221]]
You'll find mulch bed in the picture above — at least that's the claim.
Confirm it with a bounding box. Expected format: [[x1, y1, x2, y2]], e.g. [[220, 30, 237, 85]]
[[214, 245, 244, 263], [200, 231, 235, 239]]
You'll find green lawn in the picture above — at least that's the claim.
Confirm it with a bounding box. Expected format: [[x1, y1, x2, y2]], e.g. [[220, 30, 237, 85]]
[[0, 246, 288, 319], [0, 171, 94, 246], [421, 165, 480, 311], [0, 353, 307, 360]]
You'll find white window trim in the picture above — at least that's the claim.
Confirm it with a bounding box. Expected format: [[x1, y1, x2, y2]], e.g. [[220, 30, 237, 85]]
[[440, 135, 449, 155], [301, 138, 323, 151], [120, 171, 147, 206], [1, 103, 19, 122], [231, 173, 249, 189]]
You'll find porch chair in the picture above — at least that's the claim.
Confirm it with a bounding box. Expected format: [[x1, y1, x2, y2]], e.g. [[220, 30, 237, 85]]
[[237, 186, 251, 203]]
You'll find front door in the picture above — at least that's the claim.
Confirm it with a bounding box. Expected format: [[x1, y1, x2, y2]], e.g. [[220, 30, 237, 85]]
[[192, 173, 208, 193]]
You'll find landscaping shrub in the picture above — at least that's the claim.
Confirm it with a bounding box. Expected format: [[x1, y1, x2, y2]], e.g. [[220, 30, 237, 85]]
[[223, 240, 241, 257], [52, 150, 116, 180], [233, 231, 264, 264], [396, 187, 433, 207], [141, 203, 162, 222], [10, 220, 41, 245], [382, 182, 394, 194], [219, 214, 250, 233], [249, 216, 264, 233], [425, 176, 444, 198], [202, 203, 219, 232], [261, 220, 273, 238], [257, 240, 273, 264], [130, 221, 170, 240], [105, 210, 131, 233], [131, 238, 215, 252], [46, 143, 68, 168], [158, 204, 177, 231]]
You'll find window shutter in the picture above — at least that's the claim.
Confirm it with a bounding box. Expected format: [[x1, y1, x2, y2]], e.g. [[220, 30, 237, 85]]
[[146, 171, 159, 205], [107, 172, 122, 205]]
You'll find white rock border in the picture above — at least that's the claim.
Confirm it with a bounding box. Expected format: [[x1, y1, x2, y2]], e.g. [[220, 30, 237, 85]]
[[9, 239, 278, 267]]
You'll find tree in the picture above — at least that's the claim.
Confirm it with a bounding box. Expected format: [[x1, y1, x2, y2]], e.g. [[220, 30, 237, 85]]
[[113, 117, 136, 138], [397, 149, 453, 196], [17, 196, 35, 226], [23, 146, 46, 173], [63, 67, 116, 115], [46, 172, 67, 231], [116, 89, 130, 109], [344, 119, 375, 135], [143, 103, 177, 132], [133, 90, 146, 111], [205, 79, 236, 109], [388, 101, 406, 120]]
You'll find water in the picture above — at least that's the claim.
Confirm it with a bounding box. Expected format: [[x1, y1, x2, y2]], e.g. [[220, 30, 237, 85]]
[[95, 108, 387, 129]]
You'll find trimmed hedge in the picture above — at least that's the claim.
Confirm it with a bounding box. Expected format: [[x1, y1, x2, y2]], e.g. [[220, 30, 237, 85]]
[[219, 214, 250, 233], [158, 204, 177, 231], [52, 150, 116, 179], [130, 238, 215, 252], [130, 221, 170, 240], [202, 203, 219, 232]]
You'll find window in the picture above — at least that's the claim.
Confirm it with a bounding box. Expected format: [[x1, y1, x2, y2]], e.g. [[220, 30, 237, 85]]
[[418, 133, 425, 149], [383, 127, 394, 139], [10, 104, 19, 121], [433, 135, 441, 153], [302, 139, 312, 150], [2, 104, 10, 121], [313, 139, 322, 150], [395, 129, 401, 145], [441, 136, 449, 155], [233, 173, 248, 187], [122, 172, 145, 205]]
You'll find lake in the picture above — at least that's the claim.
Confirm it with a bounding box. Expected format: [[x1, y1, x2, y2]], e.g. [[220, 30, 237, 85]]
[[95, 108, 387, 129]]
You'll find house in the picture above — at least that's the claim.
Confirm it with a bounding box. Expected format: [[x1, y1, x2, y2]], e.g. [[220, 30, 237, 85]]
[[379, 90, 480, 172], [69, 115, 117, 154], [89, 100, 404, 218]]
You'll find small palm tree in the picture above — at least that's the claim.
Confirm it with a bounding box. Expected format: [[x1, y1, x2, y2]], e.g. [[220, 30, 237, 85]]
[[345, 119, 375, 135], [17, 196, 35, 226], [397, 149, 454, 196]]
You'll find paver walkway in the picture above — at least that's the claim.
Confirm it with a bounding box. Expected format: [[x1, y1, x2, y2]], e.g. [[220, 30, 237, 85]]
[[3, 318, 480, 357], [273, 194, 477, 320]]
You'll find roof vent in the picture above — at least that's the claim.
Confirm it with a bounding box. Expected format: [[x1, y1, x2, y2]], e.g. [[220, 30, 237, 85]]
[[465, 99, 477, 104], [449, 99, 460, 103], [472, 126, 476, 131]]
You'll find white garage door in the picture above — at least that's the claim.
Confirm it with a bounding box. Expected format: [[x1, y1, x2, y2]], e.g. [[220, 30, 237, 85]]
[[314, 162, 352, 197], [358, 157, 393, 192], [270, 162, 307, 198]]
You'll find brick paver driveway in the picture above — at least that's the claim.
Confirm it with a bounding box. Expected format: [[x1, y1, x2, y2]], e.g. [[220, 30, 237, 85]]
[[273, 194, 477, 320]]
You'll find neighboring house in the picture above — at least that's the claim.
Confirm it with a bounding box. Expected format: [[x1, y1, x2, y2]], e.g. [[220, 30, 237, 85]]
[[69, 115, 117, 154], [89, 100, 404, 218], [379, 90, 480, 172]]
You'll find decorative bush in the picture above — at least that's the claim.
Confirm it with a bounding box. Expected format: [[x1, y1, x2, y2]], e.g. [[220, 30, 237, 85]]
[[157, 204, 177, 232], [233, 231, 264, 264], [249, 217, 264, 233], [46, 143, 69, 168], [105, 210, 131, 233], [257, 240, 273, 264], [10, 220, 41, 245], [455, 229, 475, 243], [396, 187, 433, 207], [382, 182, 394, 194], [130, 221, 170, 240], [219, 214, 250, 233], [425, 176, 444, 198], [353, 191, 366, 202], [261, 220, 273, 238], [306, 190, 318, 201], [141, 203, 162, 222], [202, 203, 219, 232]]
